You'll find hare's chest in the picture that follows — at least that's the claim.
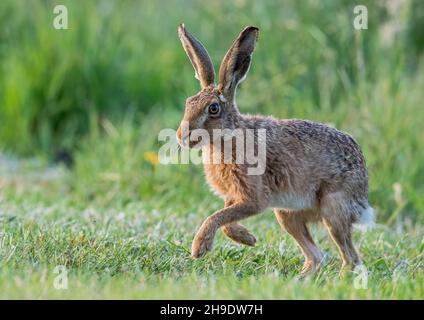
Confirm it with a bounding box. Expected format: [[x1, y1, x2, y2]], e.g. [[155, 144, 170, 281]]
[[203, 163, 246, 199]]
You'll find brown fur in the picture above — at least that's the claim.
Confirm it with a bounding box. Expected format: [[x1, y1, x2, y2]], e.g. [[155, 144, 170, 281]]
[[177, 24, 372, 275]]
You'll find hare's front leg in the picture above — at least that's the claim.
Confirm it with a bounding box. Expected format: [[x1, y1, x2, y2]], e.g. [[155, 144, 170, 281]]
[[222, 223, 257, 246], [191, 202, 263, 258], [221, 199, 256, 247]]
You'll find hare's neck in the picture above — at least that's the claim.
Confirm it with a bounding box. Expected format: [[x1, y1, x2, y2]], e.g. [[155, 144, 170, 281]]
[[228, 109, 244, 129], [202, 138, 238, 166], [201, 110, 247, 164]]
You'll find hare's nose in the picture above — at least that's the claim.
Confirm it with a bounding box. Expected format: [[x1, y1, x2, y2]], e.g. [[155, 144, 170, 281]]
[[176, 126, 182, 141], [176, 125, 191, 147]]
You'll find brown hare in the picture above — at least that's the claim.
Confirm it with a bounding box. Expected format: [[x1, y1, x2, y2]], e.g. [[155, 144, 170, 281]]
[[176, 24, 374, 276]]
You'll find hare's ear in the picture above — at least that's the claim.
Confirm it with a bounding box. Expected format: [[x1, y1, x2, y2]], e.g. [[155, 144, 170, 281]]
[[178, 23, 215, 89], [218, 26, 259, 101]]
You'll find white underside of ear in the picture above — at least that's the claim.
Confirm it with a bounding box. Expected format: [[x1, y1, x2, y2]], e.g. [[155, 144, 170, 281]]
[[189, 60, 200, 80], [238, 73, 247, 83]]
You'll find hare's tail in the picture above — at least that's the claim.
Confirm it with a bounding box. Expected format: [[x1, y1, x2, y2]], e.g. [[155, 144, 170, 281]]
[[353, 206, 375, 231]]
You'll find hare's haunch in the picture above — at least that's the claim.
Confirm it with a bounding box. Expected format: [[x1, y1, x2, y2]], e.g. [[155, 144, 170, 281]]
[[177, 24, 373, 276]]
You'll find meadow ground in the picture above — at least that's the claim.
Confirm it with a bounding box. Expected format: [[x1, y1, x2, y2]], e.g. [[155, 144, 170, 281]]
[[0, 0, 423, 299], [0, 155, 422, 299]]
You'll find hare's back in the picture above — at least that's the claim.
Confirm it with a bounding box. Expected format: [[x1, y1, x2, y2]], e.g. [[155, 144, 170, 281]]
[[262, 118, 369, 194], [281, 119, 366, 169]]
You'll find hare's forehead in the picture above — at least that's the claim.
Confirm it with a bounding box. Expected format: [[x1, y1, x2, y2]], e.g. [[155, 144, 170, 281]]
[[186, 92, 217, 107]]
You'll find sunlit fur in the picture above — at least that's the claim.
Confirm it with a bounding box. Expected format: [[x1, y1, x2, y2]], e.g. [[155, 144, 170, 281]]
[[177, 24, 373, 276]]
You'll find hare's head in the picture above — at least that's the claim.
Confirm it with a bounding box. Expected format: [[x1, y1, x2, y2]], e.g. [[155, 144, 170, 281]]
[[176, 24, 259, 148]]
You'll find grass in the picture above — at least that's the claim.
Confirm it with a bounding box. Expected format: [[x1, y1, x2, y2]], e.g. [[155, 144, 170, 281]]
[[0, 155, 423, 299], [0, 0, 423, 299]]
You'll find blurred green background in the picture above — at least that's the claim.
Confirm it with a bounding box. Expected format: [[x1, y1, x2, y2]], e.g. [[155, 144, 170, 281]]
[[0, 0, 423, 300], [0, 0, 423, 224]]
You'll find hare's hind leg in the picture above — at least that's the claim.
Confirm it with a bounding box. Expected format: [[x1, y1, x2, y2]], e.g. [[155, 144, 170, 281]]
[[274, 209, 323, 275], [319, 193, 362, 275]]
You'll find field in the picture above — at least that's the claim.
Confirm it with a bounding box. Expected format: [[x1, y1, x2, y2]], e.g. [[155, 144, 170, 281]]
[[0, 0, 423, 299]]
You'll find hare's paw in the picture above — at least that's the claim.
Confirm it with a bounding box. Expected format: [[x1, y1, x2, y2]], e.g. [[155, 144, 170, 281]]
[[191, 235, 213, 258], [238, 231, 256, 247], [222, 223, 256, 246], [191, 224, 216, 258], [299, 260, 319, 278]]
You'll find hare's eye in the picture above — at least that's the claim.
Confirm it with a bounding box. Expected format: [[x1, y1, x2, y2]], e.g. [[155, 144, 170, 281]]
[[208, 103, 220, 115]]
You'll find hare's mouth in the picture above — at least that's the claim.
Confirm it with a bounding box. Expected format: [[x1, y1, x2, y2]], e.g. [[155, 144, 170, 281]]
[[186, 135, 204, 149], [188, 139, 204, 149], [178, 132, 205, 149]]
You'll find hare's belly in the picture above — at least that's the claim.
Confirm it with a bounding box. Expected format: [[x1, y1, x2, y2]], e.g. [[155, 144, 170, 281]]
[[270, 192, 316, 210]]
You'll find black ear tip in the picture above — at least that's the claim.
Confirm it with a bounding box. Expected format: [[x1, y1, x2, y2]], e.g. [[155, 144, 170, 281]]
[[239, 26, 259, 42], [245, 26, 259, 32], [241, 26, 259, 39], [252, 27, 259, 38], [178, 23, 186, 36]]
